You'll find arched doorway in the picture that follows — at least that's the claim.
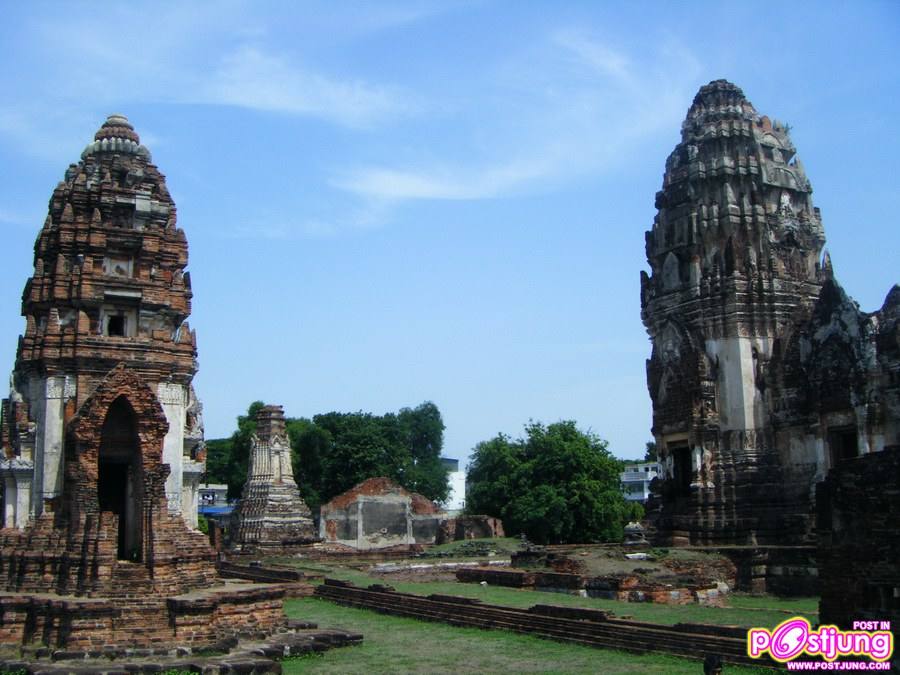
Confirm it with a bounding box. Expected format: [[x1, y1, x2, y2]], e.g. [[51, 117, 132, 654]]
[[98, 396, 142, 561]]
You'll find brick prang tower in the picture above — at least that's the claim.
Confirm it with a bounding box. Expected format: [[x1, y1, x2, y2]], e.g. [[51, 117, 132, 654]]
[[0, 114, 205, 529]]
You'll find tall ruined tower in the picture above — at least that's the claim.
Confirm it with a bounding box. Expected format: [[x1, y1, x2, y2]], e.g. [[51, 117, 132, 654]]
[[231, 405, 317, 549], [641, 80, 828, 545], [0, 114, 205, 530], [642, 80, 900, 547]]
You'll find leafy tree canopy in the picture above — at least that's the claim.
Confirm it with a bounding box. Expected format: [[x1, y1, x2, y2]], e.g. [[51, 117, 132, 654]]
[[465, 420, 629, 544], [204, 400, 263, 500], [205, 401, 449, 511]]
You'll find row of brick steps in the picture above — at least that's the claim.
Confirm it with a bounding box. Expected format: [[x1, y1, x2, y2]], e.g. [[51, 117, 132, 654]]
[[315, 578, 778, 669], [2, 621, 363, 673], [217, 561, 322, 585]]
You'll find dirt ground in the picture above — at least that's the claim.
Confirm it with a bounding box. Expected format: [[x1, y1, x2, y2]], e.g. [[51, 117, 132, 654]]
[[365, 547, 735, 587], [371, 567, 460, 583], [564, 547, 735, 584]]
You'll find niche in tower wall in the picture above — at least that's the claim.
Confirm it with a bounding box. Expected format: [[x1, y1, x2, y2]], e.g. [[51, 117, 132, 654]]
[[671, 444, 692, 495], [827, 425, 858, 466], [98, 396, 142, 561]]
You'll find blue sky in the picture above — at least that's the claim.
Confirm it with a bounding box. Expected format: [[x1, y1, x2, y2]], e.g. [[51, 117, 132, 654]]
[[1, 1, 897, 464]]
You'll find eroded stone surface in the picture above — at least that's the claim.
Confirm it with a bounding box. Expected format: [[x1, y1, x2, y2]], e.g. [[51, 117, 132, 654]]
[[817, 447, 900, 630], [642, 80, 900, 546], [319, 477, 446, 550], [0, 116, 291, 651], [0, 114, 205, 529], [231, 405, 317, 550]]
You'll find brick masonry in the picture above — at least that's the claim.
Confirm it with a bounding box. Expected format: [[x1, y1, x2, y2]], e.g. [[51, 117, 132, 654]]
[[0, 116, 301, 652]]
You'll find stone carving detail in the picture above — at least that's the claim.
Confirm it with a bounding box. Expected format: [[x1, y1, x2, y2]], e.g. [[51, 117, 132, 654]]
[[642, 81, 899, 546], [157, 382, 185, 406], [231, 405, 317, 549]]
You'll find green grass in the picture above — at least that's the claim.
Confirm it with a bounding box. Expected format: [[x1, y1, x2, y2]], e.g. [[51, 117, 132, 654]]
[[727, 593, 819, 616], [275, 558, 818, 628], [282, 597, 774, 674], [419, 536, 522, 556]]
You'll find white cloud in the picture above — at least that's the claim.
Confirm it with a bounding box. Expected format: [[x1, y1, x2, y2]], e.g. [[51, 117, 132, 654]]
[[0, 207, 41, 229], [552, 30, 636, 87], [198, 46, 413, 129], [0, 3, 417, 154], [333, 153, 561, 200], [334, 30, 702, 203], [224, 197, 392, 240]]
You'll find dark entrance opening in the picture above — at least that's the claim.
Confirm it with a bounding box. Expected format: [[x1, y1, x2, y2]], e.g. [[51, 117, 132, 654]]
[[671, 445, 693, 496], [98, 396, 142, 561], [828, 426, 858, 466], [107, 315, 126, 337]]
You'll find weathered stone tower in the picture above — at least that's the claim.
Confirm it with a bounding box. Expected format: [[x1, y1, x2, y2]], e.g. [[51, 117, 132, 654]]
[[231, 405, 317, 549], [641, 80, 899, 546], [0, 114, 205, 531], [0, 113, 223, 607], [0, 117, 315, 652]]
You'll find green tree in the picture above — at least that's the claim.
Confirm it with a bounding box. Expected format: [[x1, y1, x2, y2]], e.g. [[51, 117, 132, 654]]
[[465, 433, 520, 519], [644, 440, 658, 462], [465, 420, 629, 544], [624, 500, 645, 523], [204, 400, 264, 500], [208, 401, 449, 509], [398, 402, 448, 502], [287, 417, 330, 513]]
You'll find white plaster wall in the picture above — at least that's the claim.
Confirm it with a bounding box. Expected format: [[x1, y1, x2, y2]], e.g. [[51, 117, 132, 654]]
[[3, 476, 15, 527], [705, 337, 772, 431], [181, 462, 202, 529], [15, 476, 30, 528], [157, 382, 186, 515], [40, 377, 66, 508], [27, 375, 66, 518]]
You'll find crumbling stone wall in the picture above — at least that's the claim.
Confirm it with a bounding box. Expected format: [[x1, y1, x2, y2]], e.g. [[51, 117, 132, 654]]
[[436, 515, 505, 544], [642, 80, 900, 546], [817, 447, 900, 629], [319, 477, 445, 550]]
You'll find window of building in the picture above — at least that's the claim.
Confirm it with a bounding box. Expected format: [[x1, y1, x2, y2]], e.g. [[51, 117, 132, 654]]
[[107, 315, 126, 337]]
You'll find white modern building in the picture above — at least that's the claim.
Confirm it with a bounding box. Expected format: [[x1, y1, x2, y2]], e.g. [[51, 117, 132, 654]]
[[441, 457, 466, 513], [621, 461, 659, 502]]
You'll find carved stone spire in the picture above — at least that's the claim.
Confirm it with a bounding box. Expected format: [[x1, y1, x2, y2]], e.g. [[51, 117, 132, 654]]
[[231, 405, 318, 549]]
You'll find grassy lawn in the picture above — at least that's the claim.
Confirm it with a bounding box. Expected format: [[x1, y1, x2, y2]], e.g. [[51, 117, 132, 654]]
[[727, 593, 819, 616], [418, 536, 522, 558], [277, 557, 818, 628], [282, 597, 774, 674]]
